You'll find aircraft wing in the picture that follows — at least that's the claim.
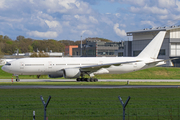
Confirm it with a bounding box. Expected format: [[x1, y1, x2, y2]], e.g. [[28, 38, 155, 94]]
[[80, 60, 140, 72]]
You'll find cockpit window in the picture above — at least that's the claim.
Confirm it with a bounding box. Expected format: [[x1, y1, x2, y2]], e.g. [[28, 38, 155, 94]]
[[5, 62, 11, 66]]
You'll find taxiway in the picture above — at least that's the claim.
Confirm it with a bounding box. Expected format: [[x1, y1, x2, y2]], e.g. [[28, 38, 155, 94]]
[[0, 79, 180, 89], [1, 79, 180, 82], [0, 85, 180, 89]]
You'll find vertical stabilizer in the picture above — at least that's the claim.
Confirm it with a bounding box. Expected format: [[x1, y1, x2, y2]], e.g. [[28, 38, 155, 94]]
[[137, 31, 166, 59]]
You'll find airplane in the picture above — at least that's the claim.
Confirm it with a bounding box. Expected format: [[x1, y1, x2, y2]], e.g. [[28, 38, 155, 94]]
[[2, 31, 169, 82]]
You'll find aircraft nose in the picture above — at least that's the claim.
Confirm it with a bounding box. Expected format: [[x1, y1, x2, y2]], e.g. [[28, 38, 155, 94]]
[[1, 66, 5, 70], [1, 66, 8, 72]]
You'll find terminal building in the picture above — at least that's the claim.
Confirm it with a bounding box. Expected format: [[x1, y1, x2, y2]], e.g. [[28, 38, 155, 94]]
[[127, 26, 180, 67]]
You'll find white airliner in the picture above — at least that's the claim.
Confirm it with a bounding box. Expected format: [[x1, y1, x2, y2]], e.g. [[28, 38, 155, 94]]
[[2, 31, 169, 82]]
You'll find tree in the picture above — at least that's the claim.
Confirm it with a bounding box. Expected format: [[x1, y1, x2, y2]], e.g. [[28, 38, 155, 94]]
[[0, 49, 4, 59], [16, 35, 25, 41], [30, 51, 49, 57], [28, 45, 33, 52], [4, 35, 11, 40]]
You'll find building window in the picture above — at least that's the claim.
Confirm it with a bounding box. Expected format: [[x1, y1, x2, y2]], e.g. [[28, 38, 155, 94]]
[[86, 50, 95, 55], [159, 49, 166, 56], [170, 43, 180, 56], [133, 50, 141, 56], [98, 52, 103, 55], [118, 52, 123, 56]]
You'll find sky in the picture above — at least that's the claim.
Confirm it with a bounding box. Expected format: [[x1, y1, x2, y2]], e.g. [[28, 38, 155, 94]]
[[1, 0, 180, 41]]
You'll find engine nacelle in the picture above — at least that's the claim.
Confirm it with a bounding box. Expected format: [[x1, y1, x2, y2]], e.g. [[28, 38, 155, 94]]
[[63, 68, 81, 78], [48, 71, 63, 78], [48, 74, 63, 78]]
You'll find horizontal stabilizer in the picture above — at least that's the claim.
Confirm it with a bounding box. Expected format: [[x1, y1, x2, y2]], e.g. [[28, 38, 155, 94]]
[[146, 58, 178, 66]]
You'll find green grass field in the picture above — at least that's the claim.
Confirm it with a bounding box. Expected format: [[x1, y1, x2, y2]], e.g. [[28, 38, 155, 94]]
[[0, 88, 180, 120], [1, 66, 180, 79], [2, 81, 180, 86], [1, 66, 180, 119]]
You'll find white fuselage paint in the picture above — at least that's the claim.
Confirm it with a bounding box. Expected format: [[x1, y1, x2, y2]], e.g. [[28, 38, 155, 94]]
[[1, 57, 164, 76]]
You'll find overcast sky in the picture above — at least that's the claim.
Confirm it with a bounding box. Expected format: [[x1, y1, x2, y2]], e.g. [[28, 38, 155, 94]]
[[0, 0, 180, 41]]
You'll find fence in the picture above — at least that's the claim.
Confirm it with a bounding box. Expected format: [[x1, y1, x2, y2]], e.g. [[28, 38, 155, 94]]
[[0, 94, 180, 120]]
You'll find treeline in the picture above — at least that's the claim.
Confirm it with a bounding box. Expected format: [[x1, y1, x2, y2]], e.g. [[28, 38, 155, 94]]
[[0, 35, 83, 55], [0, 35, 112, 55]]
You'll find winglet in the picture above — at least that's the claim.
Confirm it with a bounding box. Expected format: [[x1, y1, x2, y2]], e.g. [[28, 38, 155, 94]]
[[137, 31, 166, 59]]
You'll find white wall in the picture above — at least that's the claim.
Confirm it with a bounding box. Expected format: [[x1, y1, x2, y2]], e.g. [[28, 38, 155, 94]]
[[170, 28, 180, 38], [133, 31, 170, 40]]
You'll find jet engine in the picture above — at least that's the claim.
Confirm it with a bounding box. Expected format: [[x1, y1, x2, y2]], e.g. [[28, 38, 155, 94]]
[[63, 68, 81, 78], [48, 74, 63, 78], [48, 71, 64, 78]]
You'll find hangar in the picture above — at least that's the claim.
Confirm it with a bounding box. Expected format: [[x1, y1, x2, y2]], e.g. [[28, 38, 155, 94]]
[[127, 26, 180, 67]]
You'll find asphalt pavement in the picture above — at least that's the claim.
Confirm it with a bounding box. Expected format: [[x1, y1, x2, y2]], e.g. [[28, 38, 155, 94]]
[[1, 79, 180, 82], [0, 79, 180, 89], [0, 85, 180, 89]]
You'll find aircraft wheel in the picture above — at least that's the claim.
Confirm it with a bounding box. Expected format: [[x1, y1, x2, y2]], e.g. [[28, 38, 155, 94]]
[[76, 78, 81, 82], [84, 78, 88, 82], [90, 78, 94, 82], [16, 79, 20, 82], [87, 78, 90, 82], [83, 78, 86, 81], [94, 78, 98, 82]]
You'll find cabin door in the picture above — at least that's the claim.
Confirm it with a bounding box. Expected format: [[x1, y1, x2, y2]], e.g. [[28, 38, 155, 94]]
[[48, 61, 52, 68], [20, 62, 24, 69], [133, 62, 137, 70]]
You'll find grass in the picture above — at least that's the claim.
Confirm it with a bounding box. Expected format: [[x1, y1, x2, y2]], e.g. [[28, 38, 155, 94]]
[[1, 66, 180, 79], [0, 88, 180, 120], [1, 66, 180, 119], [1, 81, 180, 86], [95, 67, 180, 79]]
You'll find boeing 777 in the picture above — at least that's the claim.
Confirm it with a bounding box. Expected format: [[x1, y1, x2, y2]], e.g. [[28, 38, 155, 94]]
[[2, 31, 168, 82]]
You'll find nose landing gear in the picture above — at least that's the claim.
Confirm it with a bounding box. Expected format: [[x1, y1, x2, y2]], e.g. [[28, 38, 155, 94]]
[[15, 76, 20, 82]]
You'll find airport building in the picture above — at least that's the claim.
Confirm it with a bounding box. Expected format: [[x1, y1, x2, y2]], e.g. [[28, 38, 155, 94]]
[[127, 26, 180, 67], [73, 38, 124, 57], [65, 45, 78, 56]]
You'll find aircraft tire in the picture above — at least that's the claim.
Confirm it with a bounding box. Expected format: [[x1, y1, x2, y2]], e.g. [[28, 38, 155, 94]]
[[94, 78, 98, 82], [76, 78, 81, 82], [83, 78, 87, 81]]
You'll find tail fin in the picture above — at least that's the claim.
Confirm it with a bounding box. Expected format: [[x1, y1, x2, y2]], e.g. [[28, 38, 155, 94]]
[[137, 31, 166, 59]]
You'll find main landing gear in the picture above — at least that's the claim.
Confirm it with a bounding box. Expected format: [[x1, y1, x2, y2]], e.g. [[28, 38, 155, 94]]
[[76, 72, 98, 82], [76, 78, 98, 82]]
